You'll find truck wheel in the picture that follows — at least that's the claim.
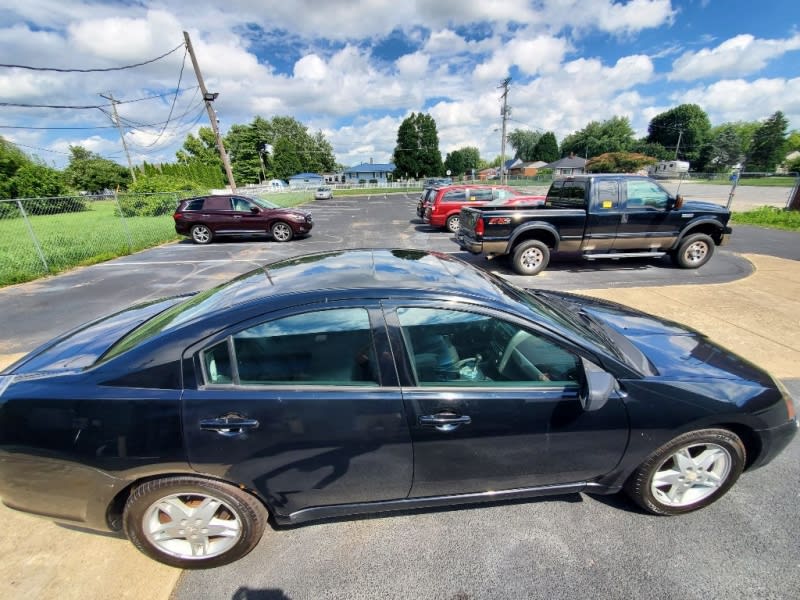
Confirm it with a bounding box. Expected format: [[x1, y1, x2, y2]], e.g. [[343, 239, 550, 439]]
[[675, 233, 714, 269], [512, 240, 550, 276]]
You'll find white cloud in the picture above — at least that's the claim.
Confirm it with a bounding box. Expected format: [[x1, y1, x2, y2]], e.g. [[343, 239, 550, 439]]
[[670, 33, 800, 81], [678, 77, 800, 125]]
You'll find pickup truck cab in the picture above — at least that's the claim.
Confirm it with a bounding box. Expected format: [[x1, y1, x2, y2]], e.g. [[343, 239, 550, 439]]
[[457, 175, 732, 275], [423, 185, 528, 233]]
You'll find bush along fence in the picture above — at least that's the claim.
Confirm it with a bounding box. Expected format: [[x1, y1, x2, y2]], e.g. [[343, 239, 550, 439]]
[[0, 191, 191, 287]]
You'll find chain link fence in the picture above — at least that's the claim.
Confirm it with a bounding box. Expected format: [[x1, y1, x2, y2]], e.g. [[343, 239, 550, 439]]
[[0, 192, 190, 287]]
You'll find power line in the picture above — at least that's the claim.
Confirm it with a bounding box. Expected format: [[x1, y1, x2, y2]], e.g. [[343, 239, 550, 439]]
[[133, 48, 190, 148], [0, 42, 185, 72], [0, 86, 200, 110]]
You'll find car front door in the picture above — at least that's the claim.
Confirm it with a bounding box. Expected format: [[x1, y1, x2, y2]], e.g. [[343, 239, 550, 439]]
[[613, 179, 678, 250], [181, 302, 412, 517], [230, 196, 265, 233], [385, 303, 629, 498]]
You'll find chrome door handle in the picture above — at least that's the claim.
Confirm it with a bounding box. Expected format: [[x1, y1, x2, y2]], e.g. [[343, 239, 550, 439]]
[[200, 414, 259, 437], [419, 413, 471, 432]]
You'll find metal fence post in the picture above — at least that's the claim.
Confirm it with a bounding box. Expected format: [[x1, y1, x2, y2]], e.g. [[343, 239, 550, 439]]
[[16, 199, 49, 273], [113, 190, 134, 252]]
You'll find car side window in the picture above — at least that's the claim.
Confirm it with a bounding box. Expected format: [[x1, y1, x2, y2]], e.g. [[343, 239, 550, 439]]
[[470, 188, 493, 202], [595, 181, 619, 210], [396, 307, 580, 387], [183, 198, 205, 211], [625, 180, 669, 210], [442, 189, 467, 202], [200, 308, 379, 387], [232, 197, 253, 212]]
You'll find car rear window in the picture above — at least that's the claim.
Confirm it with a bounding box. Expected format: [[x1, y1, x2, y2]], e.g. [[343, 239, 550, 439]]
[[182, 198, 205, 211], [545, 181, 586, 208]]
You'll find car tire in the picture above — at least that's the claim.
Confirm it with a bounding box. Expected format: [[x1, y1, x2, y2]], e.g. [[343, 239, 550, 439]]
[[674, 233, 714, 269], [446, 215, 460, 233], [190, 224, 213, 245], [512, 240, 550, 275], [624, 428, 745, 516], [123, 476, 268, 569], [271, 221, 294, 242]]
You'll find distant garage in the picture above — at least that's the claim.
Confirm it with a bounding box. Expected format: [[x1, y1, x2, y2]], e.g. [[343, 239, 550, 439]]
[[288, 172, 325, 188]]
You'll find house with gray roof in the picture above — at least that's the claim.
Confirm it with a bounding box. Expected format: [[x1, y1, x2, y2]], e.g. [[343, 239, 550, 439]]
[[343, 162, 395, 184], [545, 154, 587, 177]]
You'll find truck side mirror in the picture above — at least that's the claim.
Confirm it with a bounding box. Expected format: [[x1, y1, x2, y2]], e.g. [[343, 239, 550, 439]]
[[673, 194, 684, 210]]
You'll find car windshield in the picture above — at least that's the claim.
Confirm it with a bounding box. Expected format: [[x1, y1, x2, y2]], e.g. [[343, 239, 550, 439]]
[[251, 197, 279, 209]]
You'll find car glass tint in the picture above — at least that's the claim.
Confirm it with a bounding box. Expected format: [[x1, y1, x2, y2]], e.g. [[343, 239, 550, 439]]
[[545, 181, 563, 207], [625, 180, 669, 210], [203, 341, 232, 384], [470, 188, 493, 202], [232, 197, 253, 212], [231, 308, 379, 386], [442, 189, 467, 202], [204, 196, 232, 210], [397, 307, 580, 387], [183, 198, 204, 211], [595, 181, 619, 210]]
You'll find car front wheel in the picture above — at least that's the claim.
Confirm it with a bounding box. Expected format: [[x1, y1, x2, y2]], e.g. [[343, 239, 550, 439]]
[[123, 476, 268, 569], [190, 224, 213, 245], [512, 240, 550, 275], [675, 233, 714, 268], [625, 429, 745, 515], [271, 221, 294, 242]]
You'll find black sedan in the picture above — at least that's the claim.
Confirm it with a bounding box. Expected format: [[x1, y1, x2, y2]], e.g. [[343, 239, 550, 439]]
[[0, 249, 796, 569]]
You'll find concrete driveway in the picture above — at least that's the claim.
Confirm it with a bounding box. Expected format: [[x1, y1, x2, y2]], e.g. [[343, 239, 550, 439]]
[[0, 192, 798, 600]]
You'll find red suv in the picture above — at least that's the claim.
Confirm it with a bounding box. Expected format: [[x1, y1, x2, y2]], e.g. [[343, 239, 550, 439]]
[[423, 185, 525, 232], [173, 194, 313, 244]]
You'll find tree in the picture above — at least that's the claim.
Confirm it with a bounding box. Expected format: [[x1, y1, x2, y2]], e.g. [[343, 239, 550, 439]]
[[646, 104, 712, 165], [507, 129, 542, 161], [444, 146, 481, 177], [560, 116, 635, 158], [270, 136, 303, 180], [63, 146, 130, 193], [629, 140, 672, 161], [787, 130, 800, 153], [8, 162, 66, 198], [533, 132, 559, 163], [176, 127, 223, 171], [706, 125, 744, 171], [746, 111, 789, 172], [225, 116, 337, 184], [392, 113, 443, 178], [585, 152, 657, 173], [1, 136, 33, 198]]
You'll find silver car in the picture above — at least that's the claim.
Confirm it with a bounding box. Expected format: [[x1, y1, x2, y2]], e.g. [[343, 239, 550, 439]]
[[314, 186, 333, 200]]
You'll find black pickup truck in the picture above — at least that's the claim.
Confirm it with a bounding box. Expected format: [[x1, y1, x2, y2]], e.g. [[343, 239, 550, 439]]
[[457, 174, 732, 275]]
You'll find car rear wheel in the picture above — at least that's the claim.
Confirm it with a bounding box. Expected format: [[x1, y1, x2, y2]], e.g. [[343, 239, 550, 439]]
[[512, 240, 550, 275], [675, 233, 714, 268], [123, 476, 268, 569], [624, 428, 745, 515], [190, 224, 213, 245], [446, 215, 460, 233], [271, 221, 294, 242]]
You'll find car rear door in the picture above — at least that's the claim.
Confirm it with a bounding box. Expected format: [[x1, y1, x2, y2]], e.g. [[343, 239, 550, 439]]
[[181, 301, 412, 517], [384, 302, 629, 498], [613, 179, 677, 250]]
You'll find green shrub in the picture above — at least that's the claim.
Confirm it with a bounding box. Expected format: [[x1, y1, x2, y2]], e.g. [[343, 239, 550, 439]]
[[117, 193, 182, 217]]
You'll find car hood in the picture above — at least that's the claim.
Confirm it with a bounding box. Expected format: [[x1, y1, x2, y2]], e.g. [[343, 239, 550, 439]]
[[3, 295, 190, 375], [536, 291, 771, 385], [681, 200, 729, 213]]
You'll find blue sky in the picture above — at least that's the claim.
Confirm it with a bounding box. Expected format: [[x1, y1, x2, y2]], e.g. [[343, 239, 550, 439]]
[[1, 0, 798, 170]]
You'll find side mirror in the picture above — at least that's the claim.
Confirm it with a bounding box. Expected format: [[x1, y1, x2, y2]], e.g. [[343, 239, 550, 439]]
[[579, 358, 616, 412], [250, 207, 260, 214], [673, 194, 684, 210]]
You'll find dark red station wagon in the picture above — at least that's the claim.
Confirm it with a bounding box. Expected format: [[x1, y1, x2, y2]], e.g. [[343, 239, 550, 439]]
[[173, 194, 313, 244]]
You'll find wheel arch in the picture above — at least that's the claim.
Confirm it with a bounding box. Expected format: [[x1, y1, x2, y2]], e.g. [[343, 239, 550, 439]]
[[105, 472, 273, 532], [507, 224, 559, 254], [672, 220, 727, 249]]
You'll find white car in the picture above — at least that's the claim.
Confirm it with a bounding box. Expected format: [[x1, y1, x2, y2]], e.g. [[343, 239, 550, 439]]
[[314, 186, 333, 200]]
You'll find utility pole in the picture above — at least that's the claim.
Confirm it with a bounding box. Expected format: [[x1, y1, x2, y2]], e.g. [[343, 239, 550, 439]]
[[183, 30, 236, 190], [99, 92, 136, 182], [674, 129, 683, 160], [498, 77, 511, 185]]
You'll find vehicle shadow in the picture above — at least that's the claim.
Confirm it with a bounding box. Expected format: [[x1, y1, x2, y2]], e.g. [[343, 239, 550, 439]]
[[450, 249, 676, 275], [232, 587, 292, 600]]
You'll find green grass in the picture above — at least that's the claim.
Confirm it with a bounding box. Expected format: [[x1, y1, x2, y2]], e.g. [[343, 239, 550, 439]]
[[692, 176, 797, 187], [0, 200, 179, 286], [732, 206, 800, 231]]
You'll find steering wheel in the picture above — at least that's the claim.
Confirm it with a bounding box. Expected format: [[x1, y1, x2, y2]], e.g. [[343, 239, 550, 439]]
[[498, 331, 546, 380]]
